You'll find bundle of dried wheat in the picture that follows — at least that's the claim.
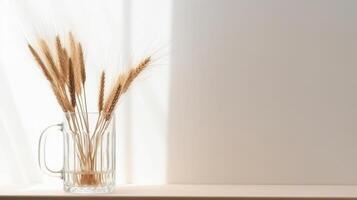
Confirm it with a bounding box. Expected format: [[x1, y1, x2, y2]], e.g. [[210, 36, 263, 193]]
[[28, 32, 151, 186]]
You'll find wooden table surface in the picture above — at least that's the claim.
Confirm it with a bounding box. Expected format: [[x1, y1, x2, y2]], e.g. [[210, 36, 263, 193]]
[[2, 184, 357, 199]]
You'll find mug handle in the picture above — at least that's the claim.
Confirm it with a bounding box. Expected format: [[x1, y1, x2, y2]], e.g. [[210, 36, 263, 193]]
[[38, 123, 64, 179]]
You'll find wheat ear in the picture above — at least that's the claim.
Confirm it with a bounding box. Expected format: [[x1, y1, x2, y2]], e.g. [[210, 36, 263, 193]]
[[68, 58, 76, 107], [105, 83, 122, 120], [68, 32, 82, 93], [122, 56, 151, 93], [78, 43, 86, 84], [39, 39, 62, 84], [56, 36, 68, 83], [28, 44, 53, 82], [98, 71, 105, 112]]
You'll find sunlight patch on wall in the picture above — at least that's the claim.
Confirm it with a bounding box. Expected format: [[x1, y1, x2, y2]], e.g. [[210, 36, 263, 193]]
[[126, 0, 171, 184]]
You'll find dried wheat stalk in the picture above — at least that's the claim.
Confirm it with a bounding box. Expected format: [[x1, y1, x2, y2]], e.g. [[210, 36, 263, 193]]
[[102, 56, 151, 118], [78, 43, 86, 84], [68, 59, 76, 107], [123, 56, 151, 93], [28, 44, 53, 82], [98, 71, 105, 112], [56, 36, 69, 84]]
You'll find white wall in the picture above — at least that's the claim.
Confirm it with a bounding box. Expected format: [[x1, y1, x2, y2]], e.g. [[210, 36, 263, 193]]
[[2, 0, 357, 186], [167, 0, 357, 184]]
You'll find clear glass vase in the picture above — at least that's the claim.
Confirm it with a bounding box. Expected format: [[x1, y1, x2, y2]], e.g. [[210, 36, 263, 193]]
[[38, 112, 115, 193]]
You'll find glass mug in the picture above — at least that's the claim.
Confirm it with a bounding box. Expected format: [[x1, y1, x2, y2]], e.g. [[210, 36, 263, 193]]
[[38, 112, 116, 193]]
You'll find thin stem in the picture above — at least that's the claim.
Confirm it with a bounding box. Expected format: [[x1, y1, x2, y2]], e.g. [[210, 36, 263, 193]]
[[78, 91, 92, 164], [91, 115, 112, 159], [91, 114, 105, 141], [66, 114, 86, 165], [76, 94, 88, 132], [82, 86, 90, 131]]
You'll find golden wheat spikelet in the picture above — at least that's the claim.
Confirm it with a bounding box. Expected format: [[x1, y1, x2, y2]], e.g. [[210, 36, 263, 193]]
[[68, 58, 76, 108], [56, 36, 69, 84], [122, 56, 151, 93], [38, 39, 62, 84], [98, 71, 106, 112], [68, 32, 83, 94], [78, 43, 86, 84], [105, 83, 122, 120], [28, 44, 53, 82]]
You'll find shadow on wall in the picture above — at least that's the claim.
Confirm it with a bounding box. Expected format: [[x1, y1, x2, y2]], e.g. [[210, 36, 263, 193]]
[[167, 0, 357, 184]]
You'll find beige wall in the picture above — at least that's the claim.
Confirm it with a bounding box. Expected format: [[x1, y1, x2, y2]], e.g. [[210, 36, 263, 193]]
[[167, 0, 357, 184]]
